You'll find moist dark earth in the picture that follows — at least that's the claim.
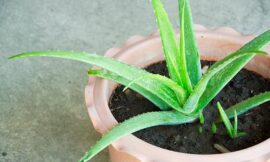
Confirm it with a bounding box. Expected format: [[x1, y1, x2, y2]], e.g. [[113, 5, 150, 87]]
[[109, 61, 270, 154]]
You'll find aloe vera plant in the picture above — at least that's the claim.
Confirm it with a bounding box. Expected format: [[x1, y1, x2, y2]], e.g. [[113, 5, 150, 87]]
[[9, 0, 270, 161], [217, 102, 246, 138]]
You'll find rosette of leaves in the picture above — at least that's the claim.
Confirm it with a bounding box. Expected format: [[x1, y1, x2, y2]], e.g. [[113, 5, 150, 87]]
[[9, 0, 270, 161]]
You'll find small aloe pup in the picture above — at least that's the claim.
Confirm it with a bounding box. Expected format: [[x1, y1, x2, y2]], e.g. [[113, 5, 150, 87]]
[[9, 0, 270, 161]]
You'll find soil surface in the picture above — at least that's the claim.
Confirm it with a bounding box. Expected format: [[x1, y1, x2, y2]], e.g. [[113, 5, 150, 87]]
[[109, 61, 270, 154]]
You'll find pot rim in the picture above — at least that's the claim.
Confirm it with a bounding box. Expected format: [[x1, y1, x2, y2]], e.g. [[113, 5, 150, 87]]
[[85, 24, 270, 162]]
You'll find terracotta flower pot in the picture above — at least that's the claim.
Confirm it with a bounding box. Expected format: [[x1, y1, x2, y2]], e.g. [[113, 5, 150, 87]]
[[85, 25, 270, 162]]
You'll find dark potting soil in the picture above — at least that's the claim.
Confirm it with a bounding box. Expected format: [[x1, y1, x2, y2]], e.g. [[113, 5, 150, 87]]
[[109, 61, 270, 154]]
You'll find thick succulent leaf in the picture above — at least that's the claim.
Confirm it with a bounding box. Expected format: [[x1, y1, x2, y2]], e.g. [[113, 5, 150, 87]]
[[89, 69, 168, 109], [196, 30, 270, 113], [89, 70, 188, 110], [139, 74, 188, 105], [10, 51, 186, 110], [183, 50, 267, 113], [79, 111, 197, 162], [151, 0, 183, 86], [217, 102, 233, 138], [217, 91, 270, 120], [178, 0, 193, 93], [178, 0, 201, 85]]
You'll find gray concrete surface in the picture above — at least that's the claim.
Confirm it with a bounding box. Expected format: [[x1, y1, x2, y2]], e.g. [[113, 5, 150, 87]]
[[0, 0, 269, 161]]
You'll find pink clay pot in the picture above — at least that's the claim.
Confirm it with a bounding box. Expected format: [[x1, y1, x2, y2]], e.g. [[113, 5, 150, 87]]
[[85, 25, 270, 162]]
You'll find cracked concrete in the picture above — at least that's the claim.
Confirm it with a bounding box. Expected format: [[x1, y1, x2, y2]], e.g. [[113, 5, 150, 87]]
[[0, 0, 269, 161]]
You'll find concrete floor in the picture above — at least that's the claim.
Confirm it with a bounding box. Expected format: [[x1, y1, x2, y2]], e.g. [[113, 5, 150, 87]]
[[0, 0, 269, 161]]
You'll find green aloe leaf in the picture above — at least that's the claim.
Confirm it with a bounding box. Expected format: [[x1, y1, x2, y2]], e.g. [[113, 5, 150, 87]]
[[151, 0, 184, 87], [79, 111, 196, 162], [9, 51, 185, 110], [198, 110, 204, 124], [196, 30, 270, 112], [178, 0, 201, 86], [183, 50, 267, 113], [217, 102, 234, 138], [178, 0, 193, 93], [211, 122, 217, 134], [233, 110, 238, 137], [88, 70, 188, 110], [216, 91, 270, 121], [89, 69, 168, 109]]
